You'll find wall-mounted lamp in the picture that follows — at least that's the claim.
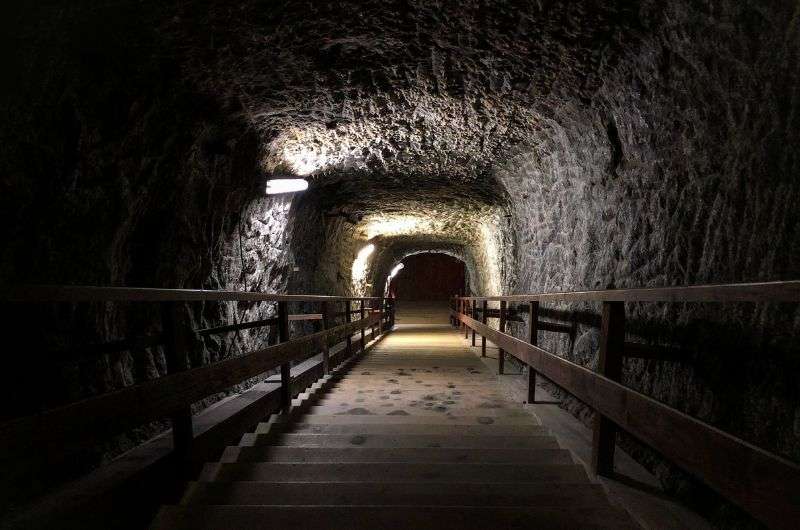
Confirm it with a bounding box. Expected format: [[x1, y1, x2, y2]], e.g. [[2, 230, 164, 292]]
[[266, 178, 309, 195]]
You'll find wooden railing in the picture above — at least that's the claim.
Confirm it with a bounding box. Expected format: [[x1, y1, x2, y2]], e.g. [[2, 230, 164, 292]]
[[0, 286, 395, 466], [453, 281, 800, 530]]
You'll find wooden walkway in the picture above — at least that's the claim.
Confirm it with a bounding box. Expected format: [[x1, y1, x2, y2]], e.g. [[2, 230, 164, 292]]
[[153, 313, 639, 529]]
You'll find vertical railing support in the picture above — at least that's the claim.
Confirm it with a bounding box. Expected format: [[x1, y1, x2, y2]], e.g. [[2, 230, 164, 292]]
[[160, 302, 193, 459], [321, 301, 330, 374], [463, 298, 469, 339], [527, 301, 540, 403], [360, 299, 366, 352], [378, 298, 384, 336], [345, 300, 353, 355], [481, 300, 487, 357], [471, 300, 476, 346], [278, 301, 291, 414], [371, 300, 377, 341], [591, 301, 625, 476], [498, 301, 507, 374]]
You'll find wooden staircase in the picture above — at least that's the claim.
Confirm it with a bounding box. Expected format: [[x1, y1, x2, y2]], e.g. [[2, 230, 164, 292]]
[[153, 325, 639, 529]]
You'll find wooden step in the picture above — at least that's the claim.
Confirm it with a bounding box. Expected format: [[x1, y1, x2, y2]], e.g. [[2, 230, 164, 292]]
[[199, 462, 590, 483], [302, 406, 530, 417], [252, 423, 546, 436], [181, 481, 610, 507], [243, 433, 554, 448], [273, 414, 539, 425], [220, 446, 571, 464], [153, 505, 639, 530]]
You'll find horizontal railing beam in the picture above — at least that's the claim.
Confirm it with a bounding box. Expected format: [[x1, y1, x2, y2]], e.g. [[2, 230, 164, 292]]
[[453, 310, 800, 530], [196, 318, 277, 337], [0, 313, 381, 458], [457, 280, 800, 303], [0, 285, 386, 303]]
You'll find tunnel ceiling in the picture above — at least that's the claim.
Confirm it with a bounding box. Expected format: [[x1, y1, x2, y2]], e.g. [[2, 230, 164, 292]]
[[172, 0, 640, 196]]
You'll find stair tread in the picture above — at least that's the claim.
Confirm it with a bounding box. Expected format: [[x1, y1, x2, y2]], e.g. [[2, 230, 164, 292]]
[[153, 325, 638, 530], [199, 462, 591, 483], [222, 446, 570, 464], [243, 433, 554, 448], [279, 414, 538, 425], [181, 481, 611, 507], [253, 423, 547, 436], [154, 505, 639, 530]]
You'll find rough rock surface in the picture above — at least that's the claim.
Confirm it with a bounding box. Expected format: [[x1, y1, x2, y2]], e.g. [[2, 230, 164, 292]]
[[2, 1, 799, 526]]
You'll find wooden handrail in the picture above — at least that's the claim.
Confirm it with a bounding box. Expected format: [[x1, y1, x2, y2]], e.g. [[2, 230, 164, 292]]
[[458, 280, 800, 303], [453, 280, 800, 529], [0, 285, 385, 303], [0, 287, 393, 475], [0, 313, 382, 457]]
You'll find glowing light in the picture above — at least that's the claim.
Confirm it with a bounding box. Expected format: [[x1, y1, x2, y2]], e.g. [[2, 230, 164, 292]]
[[389, 263, 405, 278], [351, 243, 376, 295], [282, 144, 331, 176], [266, 178, 308, 195], [479, 220, 502, 295], [357, 243, 375, 261], [362, 215, 431, 239]]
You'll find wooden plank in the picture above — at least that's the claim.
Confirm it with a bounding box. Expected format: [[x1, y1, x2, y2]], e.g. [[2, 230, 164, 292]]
[[591, 302, 625, 476], [453, 310, 800, 530], [471, 300, 476, 346], [196, 318, 277, 337], [527, 301, 539, 404], [481, 301, 487, 357], [321, 302, 330, 374], [278, 301, 291, 413], [498, 301, 507, 374], [160, 302, 193, 459], [455, 280, 800, 303], [0, 285, 387, 303], [0, 313, 381, 458], [288, 313, 323, 321]]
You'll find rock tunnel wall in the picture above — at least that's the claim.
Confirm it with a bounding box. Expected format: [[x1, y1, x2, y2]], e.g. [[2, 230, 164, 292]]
[[1, 0, 799, 526], [493, 2, 800, 525]]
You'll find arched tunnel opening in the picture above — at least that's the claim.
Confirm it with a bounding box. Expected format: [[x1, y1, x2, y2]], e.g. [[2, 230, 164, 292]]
[[386, 253, 466, 301], [1, 2, 799, 529]]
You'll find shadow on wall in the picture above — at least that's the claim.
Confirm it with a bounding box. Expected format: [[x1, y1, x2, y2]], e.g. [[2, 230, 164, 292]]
[[389, 254, 465, 300]]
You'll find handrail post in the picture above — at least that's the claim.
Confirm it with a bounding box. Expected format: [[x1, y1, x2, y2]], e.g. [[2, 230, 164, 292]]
[[498, 301, 507, 374], [278, 301, 291, 413], [471, 300, 476, 346], [378, 299, 384, 335], [360, 299, 366, 352], [464, 299, 469, 338], [345, 300, 353, 355], [591, 301, 625, 476], [527, 301, 540, 403], [321, 301, 330, 374], [481, 300, 487, 357], [371, 300, 377, 341], [160, 302, 193, 461]]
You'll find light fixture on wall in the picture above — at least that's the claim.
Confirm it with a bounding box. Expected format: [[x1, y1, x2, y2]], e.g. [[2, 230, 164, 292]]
[[266, 178, 309, 195]]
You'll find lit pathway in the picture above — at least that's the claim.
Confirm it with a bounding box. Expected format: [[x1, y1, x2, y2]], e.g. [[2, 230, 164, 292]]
[[154, 305, 639, 529]]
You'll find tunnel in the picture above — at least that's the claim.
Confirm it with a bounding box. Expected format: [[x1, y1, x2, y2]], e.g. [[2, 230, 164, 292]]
[[1, 1, 799, 529]]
